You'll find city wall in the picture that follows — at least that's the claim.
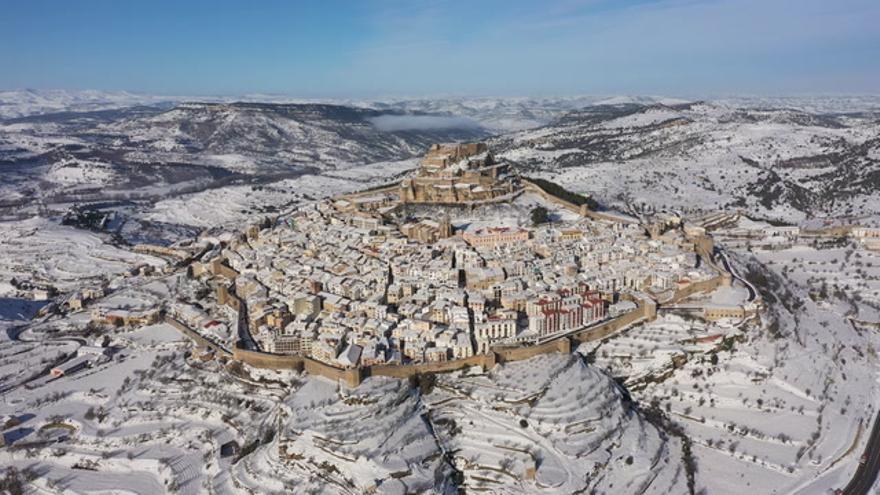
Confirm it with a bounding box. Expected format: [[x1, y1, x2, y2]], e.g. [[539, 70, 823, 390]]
[[168, 297, 660, 387], [800, 226, 854, 238], [520, 179, 636, 225], [340, 183, 401, 200], [171, 172, 729, 386], [569, 304, 649, 344], [670, 275, 727, 303], [229, 300, 653, 384], [216, 284, 241, 312], [164, 316, 232, 358], [133, 244, 190, 261], [368, 353, 496, 379], [211, 259, 241, 281], [232, 345, 363, 387], [520, 180, 582, 215], [494, 336, 571, 363]]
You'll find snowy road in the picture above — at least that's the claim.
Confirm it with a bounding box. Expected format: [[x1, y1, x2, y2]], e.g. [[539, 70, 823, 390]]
[[842, 411, 880, 495]]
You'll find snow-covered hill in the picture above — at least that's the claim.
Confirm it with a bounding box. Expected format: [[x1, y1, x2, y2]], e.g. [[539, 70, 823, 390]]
[[0, 101, 488, 226], [0, 89, 182, 119], [495, 101, 880, 224], [98, 102, 487, 167], [2, 93, 880, 494]]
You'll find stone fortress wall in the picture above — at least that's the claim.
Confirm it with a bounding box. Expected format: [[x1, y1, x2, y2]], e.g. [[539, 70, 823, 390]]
[[191, 225, 729, 388], [173, 272, 722, 388], [672, 274, 729, 301], [519, 178, 639, 225], [217, 291, 664, 388], [165, 316, 232, 358]]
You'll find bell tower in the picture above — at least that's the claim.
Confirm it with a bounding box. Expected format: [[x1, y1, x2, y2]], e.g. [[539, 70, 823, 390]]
[[439, 214, 453, 239]]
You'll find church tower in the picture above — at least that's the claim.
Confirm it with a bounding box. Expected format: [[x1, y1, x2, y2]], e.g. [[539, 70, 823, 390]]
[[439, 214, 453, 239]]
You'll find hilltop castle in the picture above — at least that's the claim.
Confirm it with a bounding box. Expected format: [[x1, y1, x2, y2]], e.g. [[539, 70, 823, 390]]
[[399, 143, 519, 204]]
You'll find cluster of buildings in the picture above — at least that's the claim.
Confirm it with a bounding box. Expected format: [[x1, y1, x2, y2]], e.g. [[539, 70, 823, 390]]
[[183, 143, 716, 370]]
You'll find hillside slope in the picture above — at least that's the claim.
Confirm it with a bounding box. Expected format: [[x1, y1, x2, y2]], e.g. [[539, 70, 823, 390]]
[[496, 102, 880, 224]]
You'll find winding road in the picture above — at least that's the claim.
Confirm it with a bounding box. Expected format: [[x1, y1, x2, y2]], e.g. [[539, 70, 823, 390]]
[[842, 412, 880, 494], [715, 248, 758, 302]]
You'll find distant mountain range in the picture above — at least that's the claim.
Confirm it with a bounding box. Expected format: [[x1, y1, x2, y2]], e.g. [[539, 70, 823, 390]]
[[0, 101, 488, 213], [1, 90, 879, 228]]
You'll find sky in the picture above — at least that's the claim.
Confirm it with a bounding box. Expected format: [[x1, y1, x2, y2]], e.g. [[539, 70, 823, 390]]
[[1, 0, 878, 97]]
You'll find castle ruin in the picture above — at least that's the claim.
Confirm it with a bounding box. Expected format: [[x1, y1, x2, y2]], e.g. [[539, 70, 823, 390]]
[[398, 143, 519, 204]]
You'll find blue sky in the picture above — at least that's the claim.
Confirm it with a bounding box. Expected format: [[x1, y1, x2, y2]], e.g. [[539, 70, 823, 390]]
[[1, 0, 878, 97]]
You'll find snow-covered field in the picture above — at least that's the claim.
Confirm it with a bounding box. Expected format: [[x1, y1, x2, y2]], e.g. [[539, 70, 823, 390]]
[[0, 217, 166, 296], [496, 101, 880, 225], [579, 231, 880, 493]]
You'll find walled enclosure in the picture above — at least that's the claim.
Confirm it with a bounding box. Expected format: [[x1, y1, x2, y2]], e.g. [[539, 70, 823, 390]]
[[167, 172, 734, 387], [168, 292, 660, 388]]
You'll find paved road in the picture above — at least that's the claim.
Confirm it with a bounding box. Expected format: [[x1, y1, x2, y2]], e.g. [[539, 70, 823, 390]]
[[716, 248, 758, 302], [231, 288, 258, 351], [843, 412, 880, 495]]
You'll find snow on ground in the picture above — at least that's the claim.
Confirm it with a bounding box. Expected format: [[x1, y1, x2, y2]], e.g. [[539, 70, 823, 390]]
[[425, 353, 689, 493], [0, 122, 87, 156], [43, 159, 117, 188], [143, 159, 417, 230], [258, 376, 449, 493], [581, 314, 741, 386], [581, 240, 880, 494], [323, 158, 419, 182], [438, 191, 583, 234], [0, 217, 166, 295], [143, 175, 357, 229], [1, 309, 695, 495], [0, 315, 280, 494], [497, 102, 880, 223], [2, 95, 880, 493], [597, 106, 688, 129], [0, 89, 183, 119]]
